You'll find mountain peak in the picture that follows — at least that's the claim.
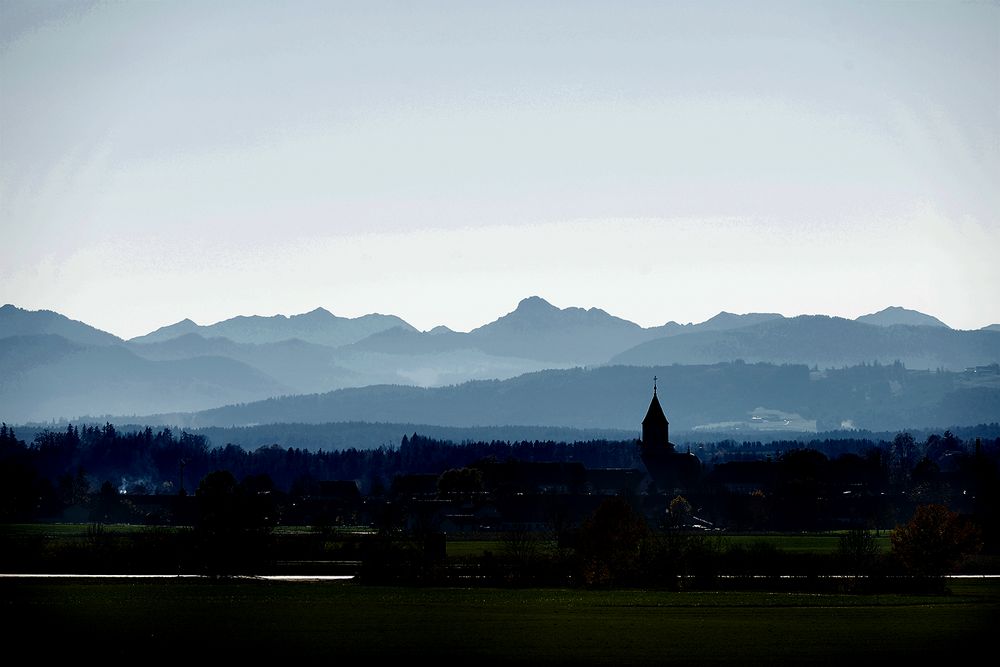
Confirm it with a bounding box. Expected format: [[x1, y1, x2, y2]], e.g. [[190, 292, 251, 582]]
[[856, 306, 949, 329], [516, 296, 557, 312], [299, 307, 334, 318], [129, 318, 202, 343]]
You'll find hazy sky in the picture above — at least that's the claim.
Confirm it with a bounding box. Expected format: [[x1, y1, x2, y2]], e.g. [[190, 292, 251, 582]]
[[2, 0, 998, 338]]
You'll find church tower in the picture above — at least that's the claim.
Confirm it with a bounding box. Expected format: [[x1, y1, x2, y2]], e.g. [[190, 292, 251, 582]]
[[641, 377, 698, 491], [641, 378, 669, 449]]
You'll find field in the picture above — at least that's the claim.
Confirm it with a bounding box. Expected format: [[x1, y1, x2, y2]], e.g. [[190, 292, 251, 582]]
[[3, 577, 997, 663], [444, 532, 895, 558], [0, 525, 901, 557]]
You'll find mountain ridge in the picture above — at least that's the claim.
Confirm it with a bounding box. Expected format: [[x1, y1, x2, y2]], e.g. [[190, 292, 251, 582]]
[[3, 300, 997, 425], [0, 304, 123, 346], [611, 315, 1000, 370], [7, 299, 966, 348], [128, 308, 415, 347]]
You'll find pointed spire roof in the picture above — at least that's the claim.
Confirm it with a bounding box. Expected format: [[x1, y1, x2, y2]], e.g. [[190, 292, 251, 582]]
[[642, 384, 668, 426]]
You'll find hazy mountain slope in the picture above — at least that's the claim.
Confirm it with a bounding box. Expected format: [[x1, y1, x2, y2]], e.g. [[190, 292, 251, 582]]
[[685, 311, 784, 333], [0, 334, 83, 376], [140, 361, 1000, 433], [128, 332, 260, 360], [337, 322, 567, 385], [344, 349, 565, 387], [130, 307, 414, 347], [128, 329, 564, 396], [156, 365, 789, 430], [611, 316, 1000, 370], [0, 304, 121, 346], [856, 306, 949, 328], [0, 335, 290, 422], [343, 325, 475, 355], [128, 333, 362, 394], [636, 312, 785, 340]]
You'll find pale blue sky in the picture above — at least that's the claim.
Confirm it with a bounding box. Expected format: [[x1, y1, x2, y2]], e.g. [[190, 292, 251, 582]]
[[2, 0, 998, 337]]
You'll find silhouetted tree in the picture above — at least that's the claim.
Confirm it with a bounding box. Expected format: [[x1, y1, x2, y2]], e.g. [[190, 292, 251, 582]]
[[889, 432, 917, 487], [0, 423, 25, 453], [667, 495, 692, 528], [838, 528, 880, 589], [891, 504, 982, 581], [0, 424, 51, 520], [576, 497, 650, 587]]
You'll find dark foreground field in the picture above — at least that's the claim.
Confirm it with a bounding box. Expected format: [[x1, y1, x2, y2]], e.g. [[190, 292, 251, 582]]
[[3, 578, 998, 664]]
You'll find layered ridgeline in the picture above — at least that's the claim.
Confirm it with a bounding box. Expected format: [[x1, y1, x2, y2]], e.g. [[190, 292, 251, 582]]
[[611, 315, 1000, 370], [135, 361, 999, 435], [130, 307, 414, 347], [2, 301, 998, 425]]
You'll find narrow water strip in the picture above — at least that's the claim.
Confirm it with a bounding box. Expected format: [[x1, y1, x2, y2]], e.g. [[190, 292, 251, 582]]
[[0, 573, 355, 581]]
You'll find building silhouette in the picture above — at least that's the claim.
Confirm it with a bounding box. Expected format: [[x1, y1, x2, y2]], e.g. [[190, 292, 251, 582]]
[[639, 378, 700, 492], [641, 379, 672, 453]]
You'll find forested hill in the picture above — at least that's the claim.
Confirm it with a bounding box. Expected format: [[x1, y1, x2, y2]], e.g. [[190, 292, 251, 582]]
[[135, 361, 1000, 434]]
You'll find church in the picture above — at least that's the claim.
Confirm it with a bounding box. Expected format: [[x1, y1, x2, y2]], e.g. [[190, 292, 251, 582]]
[[639, 378, 701, 492]]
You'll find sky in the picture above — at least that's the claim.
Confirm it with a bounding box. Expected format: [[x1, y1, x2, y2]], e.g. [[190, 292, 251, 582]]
[[2, 0, 998, 338]]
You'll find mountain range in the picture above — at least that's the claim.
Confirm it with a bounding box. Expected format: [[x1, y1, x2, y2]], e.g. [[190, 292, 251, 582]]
[[130, 307, 414, 347], [1, 300, 998, 426]]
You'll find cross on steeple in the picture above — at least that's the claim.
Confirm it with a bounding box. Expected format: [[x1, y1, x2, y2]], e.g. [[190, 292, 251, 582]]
[[653, 375, 657, 395]]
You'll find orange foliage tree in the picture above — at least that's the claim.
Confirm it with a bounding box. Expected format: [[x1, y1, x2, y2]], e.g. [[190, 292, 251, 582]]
[[890, 504, 982, 577]]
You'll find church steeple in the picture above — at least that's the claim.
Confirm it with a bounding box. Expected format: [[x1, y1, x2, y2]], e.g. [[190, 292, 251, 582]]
[[640, 376, 696, 491], [642, 376, 669, 448]]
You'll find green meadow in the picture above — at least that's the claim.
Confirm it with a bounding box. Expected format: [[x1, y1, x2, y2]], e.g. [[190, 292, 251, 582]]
[[444, 532, 894, 558], [5, 578, 997, 663]]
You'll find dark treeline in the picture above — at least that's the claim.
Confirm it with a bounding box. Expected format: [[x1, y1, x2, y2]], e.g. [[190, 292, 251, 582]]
[[2, 420, 998, 526], [697, 433, 1000, 537], [0, 421, 644, 520]]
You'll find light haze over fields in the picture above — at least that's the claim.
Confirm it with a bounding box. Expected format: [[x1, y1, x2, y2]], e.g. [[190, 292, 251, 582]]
[[2, 0, 998, 338]]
